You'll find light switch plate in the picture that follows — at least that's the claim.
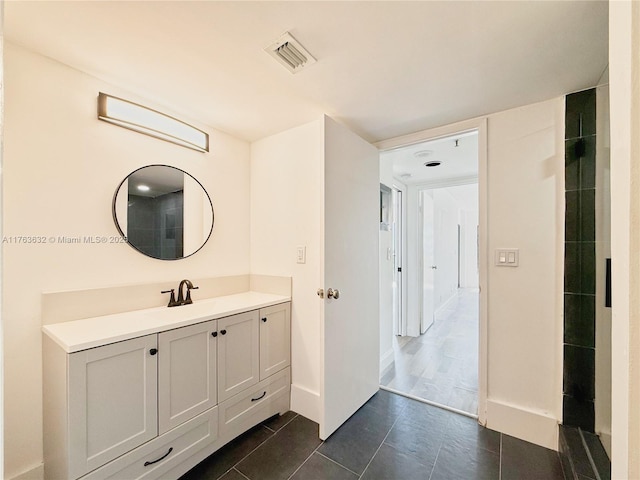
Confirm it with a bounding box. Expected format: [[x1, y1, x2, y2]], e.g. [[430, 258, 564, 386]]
[[296, 246, 306, 264], [495, 248, 519, 267]]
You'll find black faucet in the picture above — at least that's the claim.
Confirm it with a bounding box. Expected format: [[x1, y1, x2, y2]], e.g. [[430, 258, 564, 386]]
[[161, 288, 180, 307], [161, 280, 199, 307], [177, 279, 199, 305]]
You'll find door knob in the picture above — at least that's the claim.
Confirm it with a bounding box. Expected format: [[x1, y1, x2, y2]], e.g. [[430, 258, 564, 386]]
[[317, 288, 324, 298], [327, 288, 340, 299], [431, 265, 438, 270]]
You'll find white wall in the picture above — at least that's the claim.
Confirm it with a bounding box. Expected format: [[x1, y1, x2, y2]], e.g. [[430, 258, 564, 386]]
[[484, 98, 564, 449], [609, 2, 640, 478], [459, 208, 479, 289], [3, 43, 251, 479], [250, 119, 324, 421]]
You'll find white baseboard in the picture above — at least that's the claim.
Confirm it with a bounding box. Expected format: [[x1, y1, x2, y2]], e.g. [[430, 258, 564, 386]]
[[485, 399, 559, 451], [291, 384, 320, 424], [380, 348, 394, 373], [10, 464, 44, 480]]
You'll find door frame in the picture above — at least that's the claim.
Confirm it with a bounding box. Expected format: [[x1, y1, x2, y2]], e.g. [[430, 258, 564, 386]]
[[376, 117, 488, 425]]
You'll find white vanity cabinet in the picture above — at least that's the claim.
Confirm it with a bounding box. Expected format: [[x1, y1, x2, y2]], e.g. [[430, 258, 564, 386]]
[[43, 295, 291, 480]]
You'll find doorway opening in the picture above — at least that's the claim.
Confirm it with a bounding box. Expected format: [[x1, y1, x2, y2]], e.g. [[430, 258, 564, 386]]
[[379, 129, 481, 417]]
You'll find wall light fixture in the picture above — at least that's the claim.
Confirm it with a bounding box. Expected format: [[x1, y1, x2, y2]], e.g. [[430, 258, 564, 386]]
[[97, 93, 209, 152]]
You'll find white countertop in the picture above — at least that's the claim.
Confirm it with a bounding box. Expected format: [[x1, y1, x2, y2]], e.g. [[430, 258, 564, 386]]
[[43, 291, 291, 353]]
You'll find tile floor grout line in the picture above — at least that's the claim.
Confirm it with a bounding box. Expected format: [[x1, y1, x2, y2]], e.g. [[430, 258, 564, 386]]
[[358, 409, 404, 478], [426, 443, 443, 480], [266, 413, 299, 434], [579, 428, 602, 480], [498, 433, 503, 480], [232, 467, 252, 480], [427, 413, 453, 480], [315, 450, 362, 477], [285, 441, 326, 480], [219, 424, 283, 480]]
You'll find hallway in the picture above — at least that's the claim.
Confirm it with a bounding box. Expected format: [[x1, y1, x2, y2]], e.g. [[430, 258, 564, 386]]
[[380, 289, 479, 414]]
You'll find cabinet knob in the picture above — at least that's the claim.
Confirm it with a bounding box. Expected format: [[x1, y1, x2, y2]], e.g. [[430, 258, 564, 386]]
[[220, 329, 227, 335], [211, 331, 218, 337], [149, 348, 158, 355], [262, 317, 267, 322]]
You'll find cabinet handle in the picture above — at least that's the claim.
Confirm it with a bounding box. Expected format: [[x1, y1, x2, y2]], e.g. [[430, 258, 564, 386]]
[[143, 447, 173, 466], [262, 317, 267, 322], [220, 329, 227, 335], [251, 391, 267, 402], [211, 331, 218, 337], [149, 348, 158, 356]]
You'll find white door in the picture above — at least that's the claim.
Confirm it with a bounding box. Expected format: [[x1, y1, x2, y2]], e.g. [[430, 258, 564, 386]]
[[320, 117, 380, 439], [421, 191, 435, 333], [158, 319, 217, 434]]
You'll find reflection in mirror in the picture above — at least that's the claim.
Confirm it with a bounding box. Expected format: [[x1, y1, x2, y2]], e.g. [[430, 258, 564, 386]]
[[113, 165, 214, 260]]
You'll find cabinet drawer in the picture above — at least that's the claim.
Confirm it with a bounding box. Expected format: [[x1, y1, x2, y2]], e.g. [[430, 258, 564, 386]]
[[219, 367, 290, 441], [81, 407, 218, 480]]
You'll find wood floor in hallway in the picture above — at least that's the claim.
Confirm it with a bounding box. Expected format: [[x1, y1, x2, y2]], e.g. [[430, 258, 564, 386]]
[[380, 288, 479, 415]]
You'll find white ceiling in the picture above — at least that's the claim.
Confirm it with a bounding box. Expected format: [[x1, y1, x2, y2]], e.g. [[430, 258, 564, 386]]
[[382, 131, 478, 185], [4, 1, 608, 143]]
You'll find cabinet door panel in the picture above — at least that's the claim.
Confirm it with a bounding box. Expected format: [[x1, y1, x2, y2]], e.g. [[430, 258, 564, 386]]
[[68, 335, 158, 478], [259, 303, 291, 380], [158, 320, 217, 434], [218, 311, 259, 402]]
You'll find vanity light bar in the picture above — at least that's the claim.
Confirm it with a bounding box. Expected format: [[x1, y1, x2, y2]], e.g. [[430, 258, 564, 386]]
[[97, 93, 209, 153]]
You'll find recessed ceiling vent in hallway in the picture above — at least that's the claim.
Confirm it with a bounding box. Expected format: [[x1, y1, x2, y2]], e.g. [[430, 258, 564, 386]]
[[265, 32, 316, 74]]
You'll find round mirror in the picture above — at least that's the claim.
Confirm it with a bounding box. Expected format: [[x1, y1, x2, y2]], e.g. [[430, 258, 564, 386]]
[[113, 165, 214, 260]]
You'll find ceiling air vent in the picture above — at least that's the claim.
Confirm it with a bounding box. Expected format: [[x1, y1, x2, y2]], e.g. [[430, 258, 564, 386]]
[[265, 32, 316, 74]]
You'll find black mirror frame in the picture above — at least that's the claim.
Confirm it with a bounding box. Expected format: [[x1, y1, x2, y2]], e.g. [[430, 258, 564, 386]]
[[112, 164, 214, 260]]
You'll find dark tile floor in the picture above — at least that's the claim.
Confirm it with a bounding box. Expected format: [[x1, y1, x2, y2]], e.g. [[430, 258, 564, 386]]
[[180, 390, 564, 480]]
